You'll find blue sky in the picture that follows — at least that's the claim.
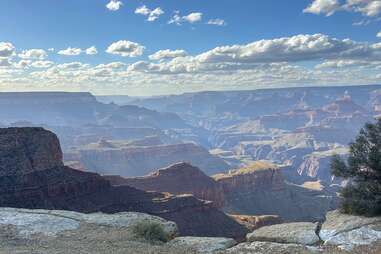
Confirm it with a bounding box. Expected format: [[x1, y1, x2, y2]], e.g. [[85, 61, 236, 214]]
[[0, 0, 380, 95]]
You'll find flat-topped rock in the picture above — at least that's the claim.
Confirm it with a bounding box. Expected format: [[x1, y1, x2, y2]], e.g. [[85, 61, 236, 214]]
[[246, 222, 320, 245], [168, 236, 236, 253], [0, 207, 178, 238]]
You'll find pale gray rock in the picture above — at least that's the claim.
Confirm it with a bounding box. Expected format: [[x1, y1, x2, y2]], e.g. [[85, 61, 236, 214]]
[[221, 241, 321, 254], [320, 210, 381, 250], [168, 236, 236, 253], [246, 222, 320, 245], [0, 207, 178, 239]]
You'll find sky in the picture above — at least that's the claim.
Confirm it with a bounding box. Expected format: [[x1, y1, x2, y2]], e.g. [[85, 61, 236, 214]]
[[0, 0, 380, 96]]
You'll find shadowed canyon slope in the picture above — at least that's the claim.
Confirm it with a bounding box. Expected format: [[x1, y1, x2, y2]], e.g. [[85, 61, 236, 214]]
[[106, 162, 335, 221], [0, 127, 247, 239]]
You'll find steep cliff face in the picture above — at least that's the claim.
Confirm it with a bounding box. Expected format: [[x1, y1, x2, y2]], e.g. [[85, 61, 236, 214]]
[[0, 127, 247, 239], [0, 127, 63, 177], [213, 165, 333, 222], [105, 162, 225, 208], [76, 142, 230, 176]]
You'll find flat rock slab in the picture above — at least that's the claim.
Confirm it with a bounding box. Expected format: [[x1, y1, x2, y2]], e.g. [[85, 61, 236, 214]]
[[0, 207, 178, 238], [320, 210, 381, 251], [221, 241, 321, 254], [246, 222, 320, 245], [168, 237, 237, 253]]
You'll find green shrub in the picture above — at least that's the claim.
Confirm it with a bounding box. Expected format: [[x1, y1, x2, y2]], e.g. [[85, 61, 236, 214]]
[[132, 221, 171, 243]]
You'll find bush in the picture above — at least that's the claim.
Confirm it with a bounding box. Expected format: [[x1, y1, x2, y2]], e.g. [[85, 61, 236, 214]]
[[132, 221, 171, 243], [331, 120, 381, 216]]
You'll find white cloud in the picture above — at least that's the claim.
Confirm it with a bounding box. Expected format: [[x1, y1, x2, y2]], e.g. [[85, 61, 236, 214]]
[[304, 0, 381, 17], [106, 0, 123, 11], [57, 62, 89, 69], [0, 42, 15, 58], [13, 60, 31, 69], [169, 12, 203, 25], [31, 60, 54, 68], [18, 49, 47, 60], [344, 0, 381, 17], [95, 62, 126, 69], [378, 31, 381, 38], [85, 46, 98, 55], [207, 19, 227, 26], [58, 47, 82, 56], [303, 0, 341, 16], [0, 58, 12, 67], [149, 49, 188, 61], [135, 5, 164, 22], [106, 40, 144, 57]]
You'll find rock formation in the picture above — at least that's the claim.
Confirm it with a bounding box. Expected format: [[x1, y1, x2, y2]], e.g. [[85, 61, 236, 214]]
[[105, 162, 225, 207], [107, 161, 334, 222], [0, 127, 247, 239], [213, 164, 334, 222]]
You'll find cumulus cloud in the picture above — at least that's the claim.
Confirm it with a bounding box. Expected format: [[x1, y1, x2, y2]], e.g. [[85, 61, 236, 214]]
[[0, 42, 15, 58], [135, 5, 164, 22], [304, 0, 381, 17], [106, 0, 123, 11], [378, 31, 381, 38], [169, 11, 203, 25], [207, 19, 227, 26], [31, 60, 54, 68], [149, 49, 188, 61], [58, 47, 82, 56], [303, 0, 341, 16], [85, 46, 98, 55], [18, 49, 47, 60], [106, 40, 144, 57], [126, 34, 381, 75], [95, 62, 126, 69]]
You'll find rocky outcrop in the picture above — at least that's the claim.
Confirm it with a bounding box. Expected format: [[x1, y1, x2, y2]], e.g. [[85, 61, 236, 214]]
[[0, 127, 247, 239], [0, 207, 178, 238], [229, 215, 283, 232], [320, 210, 381, 251], [168, 237, 237, 253], [75, 142, 230, 176], [0, 208, 190, 254], [105, 162, 225, 207], [246, 222, 320, 245], [0, 127, 63, 177], [214, 166, 332, 222]]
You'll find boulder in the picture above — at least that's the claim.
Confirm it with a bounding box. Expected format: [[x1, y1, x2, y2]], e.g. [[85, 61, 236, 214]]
[[246, 222, 320, 245], [168, 237, 236, 253], [320, 210, 381, 251]]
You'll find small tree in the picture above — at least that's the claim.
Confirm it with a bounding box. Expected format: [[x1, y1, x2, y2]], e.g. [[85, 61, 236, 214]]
[[331, 120, 381, 216]]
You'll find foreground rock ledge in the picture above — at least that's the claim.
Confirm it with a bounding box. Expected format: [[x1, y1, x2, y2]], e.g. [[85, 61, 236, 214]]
[[246, 222, 320, 245], [320, 210, 381, 251], [0, 207, 178, 238], [168, 237, 237, 253]]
